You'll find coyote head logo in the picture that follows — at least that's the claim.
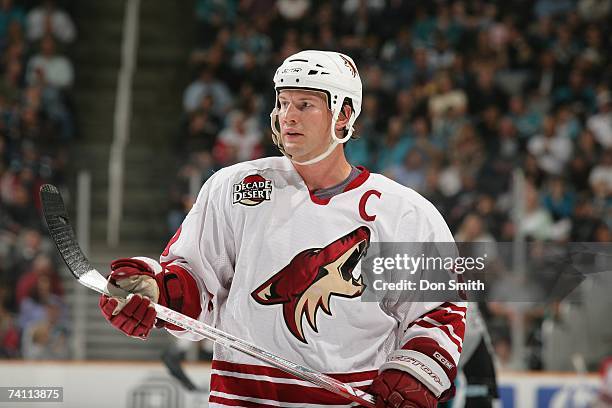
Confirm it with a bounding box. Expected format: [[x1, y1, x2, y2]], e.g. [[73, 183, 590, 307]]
[[251, 226, 371, 343], [339, 55, 358, 78]]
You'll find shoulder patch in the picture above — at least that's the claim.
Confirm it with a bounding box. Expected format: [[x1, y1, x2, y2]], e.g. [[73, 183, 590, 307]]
[[232, 174, 273, 206]]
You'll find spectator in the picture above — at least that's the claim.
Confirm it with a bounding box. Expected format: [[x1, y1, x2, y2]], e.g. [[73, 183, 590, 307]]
[[421, 166, 449, 214], [508, 94, 543, 142], [455, 213, 496, 242], [21, 299, 69, 360], [410, 5, 436, 47], [385, 149, 427, 192], [0, 316, 19, 358], [276, 0, 310, 22], [542, 177, 575, 220], [428, 72, 467, 147], [0, 283, 19, 358], [0, 0, 25, 51], [571, 197, 600, 241], [426, 34, 455, 71], [467, 64, 508, 115], [553, 69, 596, 114], [12, 228, 47, 275], [551, 24, 580, 68], [411, 46, 434, 85], [592, 221, 610, 242], [527, 115, 573, 175], [2, 183, 41, 231], [474, 193, 506, 238], [555, 104, 581, 141], [374, 116, 411, 172], [15, 254, 63, 307], [578, 0, 612, 21], [438, 156, 463, 198], [18, 274, 64, 330], [180, 94, 222, 154], [587, 90, 612, 149], [520, 183, 553, 240], [213, 110, 263, 165], [580, 24, 605, 68], [380, 28, 414, 89], [571, 129, 600, 190], [534, 0, 575, 18], [526, 49, 560, 99], [477, 104, 502, 156], [409, 116, 440, 161], [344, 123, 372, 169], [589, 149, 612, 196], [25, 35, 74, 89], [497, 117, 520, 162], [528, 16, 556, 51], [449, 123, 485, 178], [26, 0, 76, 44], [195, 0, 238, 48], [227, 19, 272, 69], [183, 67, 233, 116]]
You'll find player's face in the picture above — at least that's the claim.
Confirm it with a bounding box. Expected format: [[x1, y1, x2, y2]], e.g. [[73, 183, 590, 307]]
[[277, 89, 332, 162]]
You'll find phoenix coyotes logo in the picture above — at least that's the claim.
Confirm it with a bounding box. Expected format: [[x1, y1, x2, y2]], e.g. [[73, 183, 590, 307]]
[[251, 226, 371, 343], [339, 55, 358, 78], [233, 174, 272, 206]]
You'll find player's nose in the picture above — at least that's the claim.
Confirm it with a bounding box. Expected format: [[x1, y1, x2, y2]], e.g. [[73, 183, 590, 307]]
[[281, 102, 300, 123]]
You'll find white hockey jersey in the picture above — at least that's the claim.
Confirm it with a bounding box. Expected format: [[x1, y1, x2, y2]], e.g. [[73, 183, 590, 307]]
[[159, 157, 466, 407]]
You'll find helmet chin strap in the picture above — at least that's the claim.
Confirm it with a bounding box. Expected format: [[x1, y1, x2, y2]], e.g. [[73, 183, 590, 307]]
[[271, 109, 355, 166], [292, 138, 339, 166]]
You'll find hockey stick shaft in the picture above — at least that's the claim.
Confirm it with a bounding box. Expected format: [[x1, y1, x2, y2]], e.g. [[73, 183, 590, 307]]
[[40, 184, 376, 407]]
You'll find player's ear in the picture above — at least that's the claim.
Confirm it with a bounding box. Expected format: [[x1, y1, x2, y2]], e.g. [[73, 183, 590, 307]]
[[335, 104, 352, 131]]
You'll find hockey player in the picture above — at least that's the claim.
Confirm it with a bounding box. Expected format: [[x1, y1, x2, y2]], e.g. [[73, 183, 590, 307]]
[[99, 50, 466, 407], [441, 303, 499, 408]]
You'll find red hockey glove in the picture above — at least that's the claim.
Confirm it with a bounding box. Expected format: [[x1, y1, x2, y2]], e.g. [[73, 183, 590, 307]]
[[368, 370, 438, 408], [99, 258, 202, 339], [99, 258, 160, 339]]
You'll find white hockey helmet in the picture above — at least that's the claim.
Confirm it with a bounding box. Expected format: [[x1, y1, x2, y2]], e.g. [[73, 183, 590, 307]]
[[270, 50, 362, 165]]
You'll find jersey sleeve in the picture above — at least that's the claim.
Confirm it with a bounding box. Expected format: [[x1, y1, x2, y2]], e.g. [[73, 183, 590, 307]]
[[381, 196, 467, 401], [159, 173, 235, 340]]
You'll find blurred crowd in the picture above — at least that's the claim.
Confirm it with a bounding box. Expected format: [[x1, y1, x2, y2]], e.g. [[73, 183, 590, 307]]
[[0, 0, 75, 359], [171, 0, 612, 370]]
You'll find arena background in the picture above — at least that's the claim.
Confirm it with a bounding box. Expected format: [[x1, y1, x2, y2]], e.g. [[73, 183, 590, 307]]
[[0, 0, 610, 407]]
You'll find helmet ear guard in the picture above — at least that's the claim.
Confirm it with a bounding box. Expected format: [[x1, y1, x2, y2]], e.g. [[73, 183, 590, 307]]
[[270, 50, 362, 165]]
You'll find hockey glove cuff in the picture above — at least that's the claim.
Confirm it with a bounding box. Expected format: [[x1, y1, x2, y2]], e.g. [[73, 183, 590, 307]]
[[156, 263, 202, 331], [369, 369, 438, 408]]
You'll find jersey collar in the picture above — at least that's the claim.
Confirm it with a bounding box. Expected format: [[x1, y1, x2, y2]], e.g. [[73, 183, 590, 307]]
[[308, 166, 370, 205]]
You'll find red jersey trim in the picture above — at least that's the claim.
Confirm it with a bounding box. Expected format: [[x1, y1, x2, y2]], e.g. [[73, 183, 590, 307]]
[[417, 309, 466, 336], [437, 302, 467, 314], [411, 320, 463, 353], [309, 166, 371, 205], [209, 395, 281, 408], [211, 374, 370, 405]]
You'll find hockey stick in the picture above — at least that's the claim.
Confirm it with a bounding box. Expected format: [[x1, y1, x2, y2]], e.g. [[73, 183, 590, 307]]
[[40, 184, 376, 407]]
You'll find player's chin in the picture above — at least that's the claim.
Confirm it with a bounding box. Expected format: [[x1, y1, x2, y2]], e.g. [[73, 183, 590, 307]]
[[283, 141, 304, 156]]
